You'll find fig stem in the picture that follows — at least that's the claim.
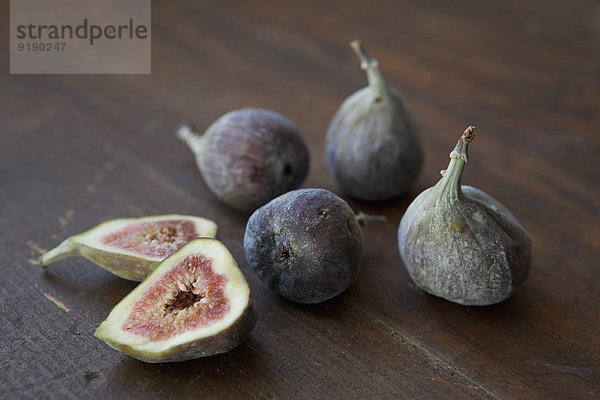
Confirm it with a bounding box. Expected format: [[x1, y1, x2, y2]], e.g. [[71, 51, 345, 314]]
[[355, 211, 388, 226], [438, 126, 476, 202], [40, 239, 80, 266], [350, 40, 387, 102], [176, 122, 205, 156]]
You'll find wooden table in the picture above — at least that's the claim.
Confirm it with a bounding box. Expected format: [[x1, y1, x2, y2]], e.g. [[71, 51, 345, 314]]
[[2, 0, 599, 398]]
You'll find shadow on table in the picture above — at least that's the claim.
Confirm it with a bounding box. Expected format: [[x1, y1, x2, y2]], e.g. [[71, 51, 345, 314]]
[[101, 336, 276, 396]]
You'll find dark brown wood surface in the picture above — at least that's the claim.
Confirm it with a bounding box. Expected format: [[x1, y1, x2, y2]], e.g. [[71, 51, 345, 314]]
[[2, 0, 599, 398]]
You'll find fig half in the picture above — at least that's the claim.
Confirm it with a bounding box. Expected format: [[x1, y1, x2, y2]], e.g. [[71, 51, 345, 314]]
[[41, 215, 217, 281], [95, 238, 256, 363]]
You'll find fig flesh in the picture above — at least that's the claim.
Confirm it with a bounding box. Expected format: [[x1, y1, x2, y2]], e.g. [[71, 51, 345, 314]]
[[95, 237, 256, 363], [398, 127, 532, 305], [177, 108, 309, 213], [244, 188, 379, 304], [325, 40, 423, 201], [41, 215, 217, 281]]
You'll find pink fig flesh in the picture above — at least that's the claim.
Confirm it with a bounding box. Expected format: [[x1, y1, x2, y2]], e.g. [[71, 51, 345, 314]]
[[40, 215, 218, 281], [101, 219, 198, 259], [123, 253, 230, 341], [95, 238, 256, 363]]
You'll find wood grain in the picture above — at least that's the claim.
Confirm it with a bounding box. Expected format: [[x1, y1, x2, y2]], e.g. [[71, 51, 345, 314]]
[[1, 0, 599, 398]]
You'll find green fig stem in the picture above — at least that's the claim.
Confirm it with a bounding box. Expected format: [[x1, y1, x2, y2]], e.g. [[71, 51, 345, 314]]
[[176, 122, 205, 156], [350, 40, 388, 103], [438, 126, 476, 202], [355, 211, 388, 226], [40, 238, 80, 266]]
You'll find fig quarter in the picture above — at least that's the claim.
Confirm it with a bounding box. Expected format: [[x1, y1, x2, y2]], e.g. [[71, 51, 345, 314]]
[[94, 237, 256, 363], [41, 215, 217, 281]]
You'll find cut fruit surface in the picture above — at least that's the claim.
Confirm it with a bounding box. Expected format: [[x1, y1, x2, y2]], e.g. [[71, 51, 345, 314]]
[[123, 252, 230, 341], [95, 237, 256, 363], [41, 215, 217, 281], [100, 219, 198, 258]]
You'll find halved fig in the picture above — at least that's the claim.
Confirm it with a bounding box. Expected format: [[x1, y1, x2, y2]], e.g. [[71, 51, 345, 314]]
[[94, 238, 256, 363], [41, 215, 217, 281]]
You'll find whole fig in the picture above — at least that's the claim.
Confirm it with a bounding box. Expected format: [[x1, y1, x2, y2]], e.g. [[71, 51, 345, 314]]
[[398, 127, 531, 305], [244, 188, 384, 304], [325, 40, 423, 201], [177, 108, 309, 213]]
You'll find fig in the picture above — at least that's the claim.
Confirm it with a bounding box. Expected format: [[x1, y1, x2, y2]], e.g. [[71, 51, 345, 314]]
[[41, 215, 217, 281], [95, 237, 256, 363], [398, 126, 532, 305], [244, 188, 385, 304], [177, 108, 310, 213], [325, 40, 423, 201]]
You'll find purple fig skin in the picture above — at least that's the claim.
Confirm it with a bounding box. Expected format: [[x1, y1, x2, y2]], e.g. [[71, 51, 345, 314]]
[[244, 188, 364, 304], [325, 41, 423, 201], [398, 127, 532, 306], [178, 108, 309, 213]]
